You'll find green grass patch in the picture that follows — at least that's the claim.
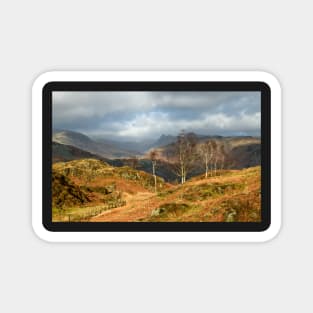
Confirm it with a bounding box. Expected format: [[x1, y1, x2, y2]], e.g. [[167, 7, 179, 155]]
[[220, 197, 260, 222], [157, 188, 177, 198], [52, 201, 126, 222], [147, 202, 193, 221], [182, 182, 245, 201]]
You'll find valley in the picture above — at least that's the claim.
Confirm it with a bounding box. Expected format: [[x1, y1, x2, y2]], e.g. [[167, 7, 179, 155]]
[[52, 129, 261, 223], [53, 129, 261, 183]]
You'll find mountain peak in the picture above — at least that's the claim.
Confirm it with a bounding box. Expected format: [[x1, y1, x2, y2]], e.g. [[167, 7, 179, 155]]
[[150, 134, 176, 148]]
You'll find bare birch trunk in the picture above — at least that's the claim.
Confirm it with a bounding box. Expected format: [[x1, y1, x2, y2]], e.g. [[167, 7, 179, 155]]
[[181, 166, 184, 184], [152, 163, 157, 193]]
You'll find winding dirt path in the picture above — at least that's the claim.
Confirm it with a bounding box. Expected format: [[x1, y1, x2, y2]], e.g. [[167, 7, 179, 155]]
[[90, 191, 158, 222]]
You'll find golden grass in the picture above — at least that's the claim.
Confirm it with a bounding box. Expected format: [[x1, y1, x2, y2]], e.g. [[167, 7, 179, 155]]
[[52, 158, 261, 223]]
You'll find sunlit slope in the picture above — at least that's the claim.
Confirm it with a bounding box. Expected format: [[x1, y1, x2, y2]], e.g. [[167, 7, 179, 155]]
[[142, 166, 261, 222], [52, 159, 170, 221], [52, 158, 260, 222], [92, 166, 261, 222], [53, 159, 168, 193]]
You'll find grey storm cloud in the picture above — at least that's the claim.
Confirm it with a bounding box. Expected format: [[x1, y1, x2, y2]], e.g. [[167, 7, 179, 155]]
[[52, 91, 261, 140]]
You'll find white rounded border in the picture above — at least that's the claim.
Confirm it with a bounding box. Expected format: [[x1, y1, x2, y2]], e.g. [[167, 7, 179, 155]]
[[32, 71, 281, 242]]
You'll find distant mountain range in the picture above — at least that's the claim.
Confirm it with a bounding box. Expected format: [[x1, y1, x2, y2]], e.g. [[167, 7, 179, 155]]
[[91, 137, 150, 154], [150, 134, 176, 148], [53, 130, 139, 158], [53, 129, 179, 157], [91, 134, 179, 153], [52, 129, 261, 182], [52, 142, 107, 163]]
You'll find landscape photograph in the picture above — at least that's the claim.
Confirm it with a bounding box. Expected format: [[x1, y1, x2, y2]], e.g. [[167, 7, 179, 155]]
[[52, 91, 261, 222]]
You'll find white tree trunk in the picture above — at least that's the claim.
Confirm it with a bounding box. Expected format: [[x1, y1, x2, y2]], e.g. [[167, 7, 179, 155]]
[[181, 166, 184, 184], [152, 163, 157, 193]]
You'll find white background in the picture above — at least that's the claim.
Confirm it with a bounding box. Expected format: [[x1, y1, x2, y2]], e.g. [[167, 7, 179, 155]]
[[0, 0, 310, 312]]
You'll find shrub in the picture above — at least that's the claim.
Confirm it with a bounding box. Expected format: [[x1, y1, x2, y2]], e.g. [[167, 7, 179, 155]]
[[150, 203, 190, 218], [183, 182, 245, 201], [221, 196, 260, 222]]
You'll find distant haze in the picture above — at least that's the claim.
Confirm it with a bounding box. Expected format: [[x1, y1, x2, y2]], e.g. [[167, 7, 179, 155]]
[[52, 91, 261, 141]]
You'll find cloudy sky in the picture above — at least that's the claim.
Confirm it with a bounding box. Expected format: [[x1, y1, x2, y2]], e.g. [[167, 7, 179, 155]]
[[52, 91, 261, 141]]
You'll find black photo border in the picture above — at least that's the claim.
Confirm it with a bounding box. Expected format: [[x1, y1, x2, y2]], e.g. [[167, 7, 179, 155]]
[[43, 81, 271, 232]]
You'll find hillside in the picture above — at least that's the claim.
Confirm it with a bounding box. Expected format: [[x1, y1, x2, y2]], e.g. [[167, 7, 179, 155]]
[[91, 166, 261, 222], [52, 172, 90, 209], [52, 158, 169, 221], [52, 130, 261, 183], [52, 157, 260, 222], [102, 136, 261, 183], [53, 130, 260, 168], [53, 158, 167, 191], [147, 136, 261, 171], [52, 141, 106, 163], [53, 130, 139, 158], [228, 143, 260, 168]]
